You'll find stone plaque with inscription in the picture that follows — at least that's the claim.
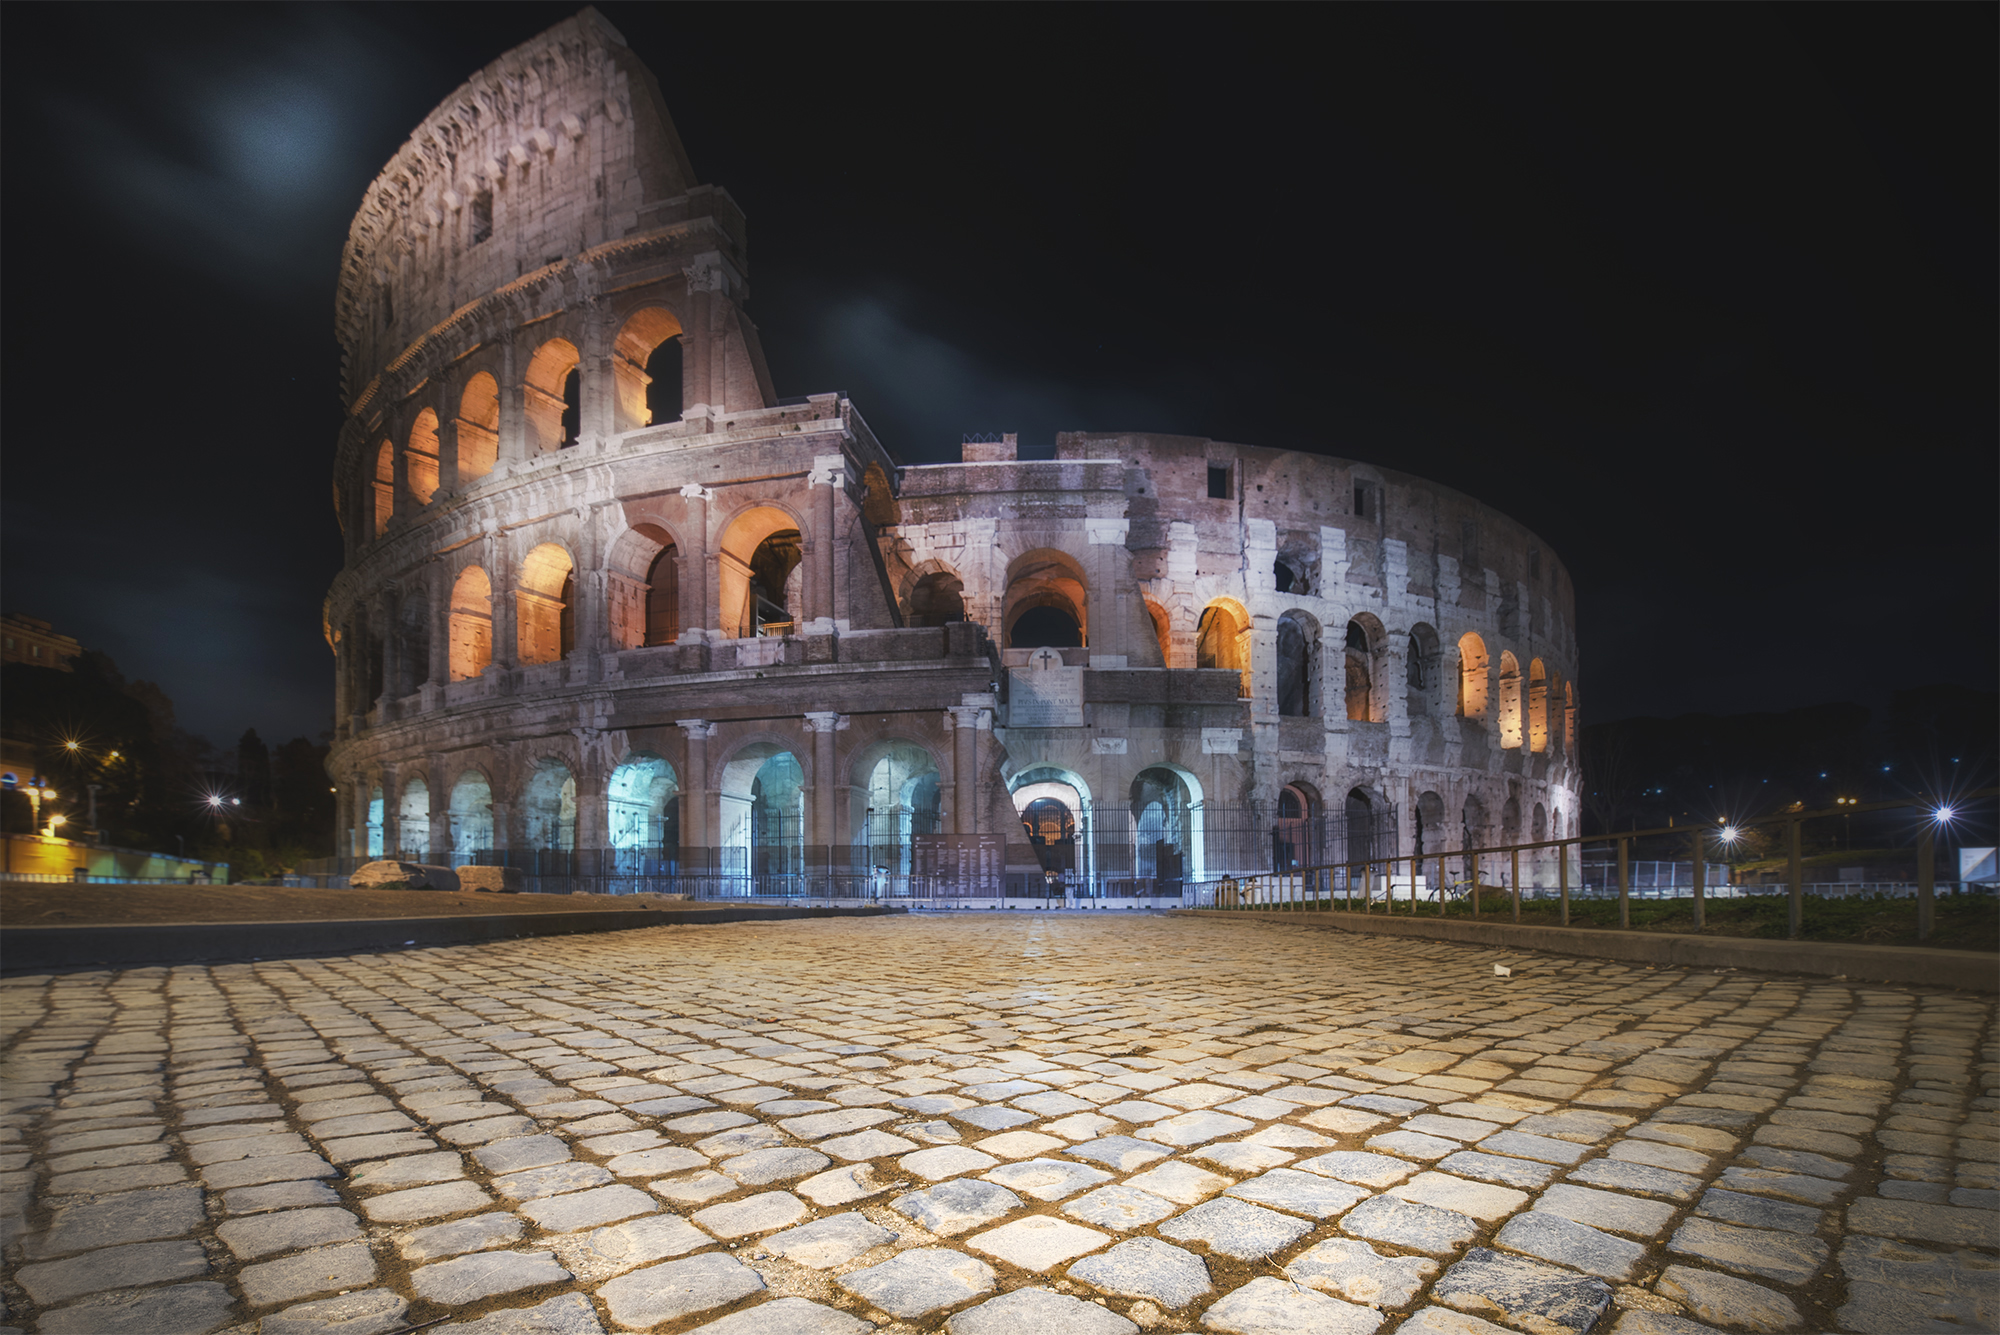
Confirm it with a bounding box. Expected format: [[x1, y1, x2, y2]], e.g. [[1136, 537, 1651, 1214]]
[[1008, 648, 1085, 728]]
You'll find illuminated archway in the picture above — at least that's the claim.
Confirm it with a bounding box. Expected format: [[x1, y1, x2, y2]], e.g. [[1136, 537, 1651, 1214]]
[[607, 754, 679, 854], [448, 771, 493, 854], [1497, 652, 1523, 749], [398, 775, 431, 859], [1529, 659, 1549, 753], [372, 442, 394, 536], [718, 507, 803, 638], [613, 307, 685, 431], [1004, 549, 1088, 650], [717, 741, 806, 875], [524, 338, 581, 452], [851, 740, 942, 874], [1196, 598, 1249, 697], [407, 409, 440, 505], [448, 566, 493, 681], [516, 544, 575, 665], [522, 760, 577, 851], [457, 372, 499, 484]]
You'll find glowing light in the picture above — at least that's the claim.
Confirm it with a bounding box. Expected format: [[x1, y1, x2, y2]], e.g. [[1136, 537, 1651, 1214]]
[[1720, 826, 1741, 843], [1934, 807, 1955, 824], [206, 794, 225, 809], [63, 740, 79, 752], [47, 814, 64, 827]]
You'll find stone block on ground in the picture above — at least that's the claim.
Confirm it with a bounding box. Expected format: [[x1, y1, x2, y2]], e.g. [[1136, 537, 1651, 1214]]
[[360, 1180, 492, 1223], [32, 1281, 235, 1335], [1200, 1275, 1385, 1335], [1433, 1247, 1614, 1335], [259, 1288, 410, 1335], [495, 1162, 616, 1201], [1158, 1197, 1313, 1260], [1495, 1211, 1648, 1282], [1391, 1171, 1530, 1222], [765, 1211, 895, 1268], [1124, 1159, 1233, 1204], [891, 1178, 1024, 1234], [349, 861, 459, 891], [1068, 1235, 1213, 1308], [1846, 1196, 1998, 1248], [216, 1205, 362, 1260], [649, 1170, 738, 1205], [347, 1151, 463, 1192], [1568, 1158, 1703, 1202], [691, 1189, 808, 1238], [1693, 1187, 1821, 1236], [1065, 1135, 1175, 1171], [1437, 1150, 1561, 1190], [688, 1297, 874, 1335], [796, 1163, 890, 1207], [410, 1248, 571, 1304], [967, 1214, 1111, 1271], [1654, 1264, 1800, 1333], [401, 1211, 522, 1261], [1226, 1167, 1369, 1219], [984, 1157, 1114, 1202], [837, 1246, 997, 1318], [239, 1242, 377, 1307], [1286, 1237, 1439, 1308], [721, 1146, 830, 1184], [946, 1286, 1139, 1334], [1836, 1234, 2000, 1334], [1065, 1183, 1180, 1229], [28, 1184, 205, 1258], [598, 1252, 766, 1327], [17, 1239, 209, 1306], [1339, 1194, 1480, 1256], [1667, 1216, 1828, 1286], [455, 865, 523, 893], [1294, 1150, 1419, 1188], [519, 1183, 656, 1233]]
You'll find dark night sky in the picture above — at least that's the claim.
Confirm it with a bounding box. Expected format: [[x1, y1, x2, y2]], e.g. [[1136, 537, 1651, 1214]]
[[3, 4, 1993, 752]]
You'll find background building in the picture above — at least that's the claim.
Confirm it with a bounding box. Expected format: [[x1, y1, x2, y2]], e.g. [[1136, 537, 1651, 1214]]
[[325, 11, 1579, 897]]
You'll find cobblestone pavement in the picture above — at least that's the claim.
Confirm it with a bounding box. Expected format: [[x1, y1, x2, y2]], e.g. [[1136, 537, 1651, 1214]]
[[2, 914, 1995, 1335]]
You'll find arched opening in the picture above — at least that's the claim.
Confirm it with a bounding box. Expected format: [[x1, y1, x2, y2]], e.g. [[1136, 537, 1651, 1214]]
[[1501, 795, 1522, 845], [606, 524, 679, 651], [906, 570, 966, 627], [613, 307, 685, 431], [447, 566, 493, 681], [1344, 621, 1374, 721], [1415, 790, 1446, 857], [522, 761, 577, 852], [524, 339, 582, 453], [1004, 550, 1088, 650], [1463, 793, 1488, 852], [407, 409, 441, 505], [1273, 553, 1312, 596], [718, 507, 803, 639], [372, 442, 395, 537], [1529, 659, 1549, 753], [718, 743, 805, 876], [1345, 787, 1380, 866], [457, 372, 499, 484], [398, 776, 431, 859], [1497, 652, 1523, 749], [1132, 767, 1200, 883], [1457, 632, 1489, 720], [1022, 799, 1075, 872], [516, 544, 575, 665], [861, 463, 900, 527], [854, 742, 942, 874], [1196, 599, 1250, 697], [1144, 600, 1172, 668], [448, 771, 493, 854], [645, 545, 679, 645], [1407, 623, 1441, 718], [1532, 801, 1548, 843], [1273, 782, 1319, 870], [1011, 768, 1090, 878], [366, 783, 385, 858], [607, 754, 678, 855], [1277, 611, 1320, 717]]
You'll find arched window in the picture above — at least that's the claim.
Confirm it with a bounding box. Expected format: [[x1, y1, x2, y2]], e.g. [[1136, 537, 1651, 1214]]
[[525, 339, 582, 453], [613, 307, 685, 432], [645, 545, 679, 646], [1529, 659, 1549, 753], [1277, 611, 1319, 717], [1274, 782, 1319, 868], [1144, 600, 1172, 668], [1345, 787, 1379, 865], [1415, 790, 1446, 857], [1273, 554, 1312, 595], [1344, 621, 1373, 722], [1131, 767, 1201, 881], [1195, 600, 1250, 697], [718, 507, 803, 639], [457, 372, 499, 484], [517, 544, 575, 665], [717, 744, 806, 875], [607, 754, 678, 856], [1457, 632, 1489, 720], [1407, 623, 1441, 719], [1532, 802, 1548, 843], [906, 570, 966, 628], [1497, 652, 1523, 749], [372, 442, 394, 537], [855, 742, 942, 874], [1005, 550, 1088, 650], [448, 567, 492, 681], [407, 409, 441, 505], [1501, 795, 1521, 844]]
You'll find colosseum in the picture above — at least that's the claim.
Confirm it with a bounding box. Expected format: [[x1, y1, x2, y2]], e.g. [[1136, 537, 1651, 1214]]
[[325, 10, 1580, 903]]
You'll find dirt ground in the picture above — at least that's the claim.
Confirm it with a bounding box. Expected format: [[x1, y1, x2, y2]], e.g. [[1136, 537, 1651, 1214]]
[[0, 882, 685, 926]]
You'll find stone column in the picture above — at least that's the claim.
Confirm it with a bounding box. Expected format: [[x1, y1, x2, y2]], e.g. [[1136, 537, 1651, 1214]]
[[380, 762, 400, 856], [436, 417, 460, 499], [428, 759, 451, 860], [803, 713, 842, 847], [488, 532, 517, 669], [679, 485, 712, 641], [948, 706, 981, 836], [381, 592, 404, 704], [677, 720, 715, 859], [1085, 515, 1130, 665], [496, 337, 526, 465], [807, 456, 842, 632]]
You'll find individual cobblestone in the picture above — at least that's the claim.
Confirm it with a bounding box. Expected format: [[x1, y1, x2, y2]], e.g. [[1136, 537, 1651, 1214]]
[[1, 914, 1991, 1333]]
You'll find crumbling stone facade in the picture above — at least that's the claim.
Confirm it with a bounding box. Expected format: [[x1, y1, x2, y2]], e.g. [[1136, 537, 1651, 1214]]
[[325, 10, 1579, 892]]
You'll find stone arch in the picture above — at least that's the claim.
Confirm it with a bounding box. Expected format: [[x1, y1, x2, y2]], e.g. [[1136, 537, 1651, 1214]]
[[1010, 765, 1091, 877], [1004, 548, 1088, 649], [1345, 785, 1386, 865], [448, 769, 494, 854], [1196, 597, 1250, 696], [1143, 599, 1172, 669], [1344, 615, 1384, 722], [1501, 793, 1522, 843], [521, 759, 576, 851], [1497, 651, 1523, 749], [861, 462, 900, 527], [607, 752, 679, 854], [1532, 801, 1548, 843], [407, 408, 441, 505], [397, 591, 431, 694], [1132, 765, 1206, 881], [524, 337, 582, 452], [516, 542, 575, 665], [718, 504, 804, 639], [902, 562, 966, 628], [1415, 790, 1447, 856], [850, 738, 943, 873], [716, 738, 807, 874], [372, 441, 395, 536], [1273, 548, 1314, 596], [607, 523, 680, 650], [1407, 623, 1441, 718], [448, 565, 493, 681], [1457, 632, 1489, 720], [612, 306, 685, 432], [1462, 792, 1489, 851], [1529, 659, 1549, 753], [1274, 779, 1321, 870], [456, 372, 499, 484], [398, 770, 432, 859], [1277, 610, 1321, 717]]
